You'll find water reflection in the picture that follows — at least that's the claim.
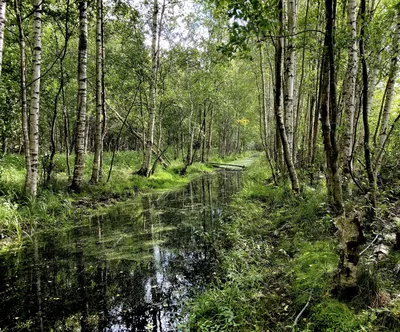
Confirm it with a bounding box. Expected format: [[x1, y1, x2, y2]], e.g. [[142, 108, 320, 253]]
[[0, 170, 242, 331]]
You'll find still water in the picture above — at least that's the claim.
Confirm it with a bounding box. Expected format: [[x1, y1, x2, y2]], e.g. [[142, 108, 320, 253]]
[[0, 170, 242, 331]]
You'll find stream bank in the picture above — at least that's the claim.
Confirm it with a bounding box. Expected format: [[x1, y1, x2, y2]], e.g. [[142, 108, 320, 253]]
[[185, 157, 400, 331], [0, 151, 255, 251]]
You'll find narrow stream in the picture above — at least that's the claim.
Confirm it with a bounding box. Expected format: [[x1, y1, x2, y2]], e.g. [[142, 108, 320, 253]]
[[0, 169, 242, 331]]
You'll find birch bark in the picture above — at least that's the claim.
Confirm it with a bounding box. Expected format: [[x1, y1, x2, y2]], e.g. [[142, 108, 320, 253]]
[[139, 0, 158, 177], [71, 0, 88, 192], [276, 0, 299, 193], [0, 0, 6, 76], [14, 0, 30, 192], [320, 0, 343, 214], [284, 0, 297, 157], [91, 0, 104, 183], [375, 12, 400, 175], [28, 0, 42, 196], [341, 0, 358, 195], [360, 0, 376, 214]]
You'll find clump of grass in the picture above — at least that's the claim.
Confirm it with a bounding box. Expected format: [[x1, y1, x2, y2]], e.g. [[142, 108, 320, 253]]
[[290, 241, 337, 303], [310, 299, 357, 331], [0, 154, 26, 198], [0, 198, 22, 243], [186, 162, 213, 175]]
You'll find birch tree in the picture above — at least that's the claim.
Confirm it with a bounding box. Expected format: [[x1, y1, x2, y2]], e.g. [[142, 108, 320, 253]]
[[26, 0, 42, 197], [341, 0, 358, 196], [14, 0, 30, 193], [360, 0, 376, 214], [0, 0, 6, 76], [71, 0, 88, 192], [320, 0, 343, 214], [45, 0, 72, 186], [374, 8, 400, 177], [138, 0, 160, 177], [276, 0, 299, 193], [284, 0, 297, 158], [91, 0, 105, 183]]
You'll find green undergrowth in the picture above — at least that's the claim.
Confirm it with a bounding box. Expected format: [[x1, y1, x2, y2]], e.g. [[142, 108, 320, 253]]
[[0, 151, 249, 249], [184, 157, 397, 331]]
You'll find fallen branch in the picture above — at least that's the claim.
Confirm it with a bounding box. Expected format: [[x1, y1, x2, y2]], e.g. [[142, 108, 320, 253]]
[[292, 290, 312, 330], [359, 234, 380, 257]]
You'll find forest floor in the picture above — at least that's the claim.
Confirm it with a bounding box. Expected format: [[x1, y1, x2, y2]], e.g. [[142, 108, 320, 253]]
[[184, 157, 400, 331], [0, 151, 254, 250]]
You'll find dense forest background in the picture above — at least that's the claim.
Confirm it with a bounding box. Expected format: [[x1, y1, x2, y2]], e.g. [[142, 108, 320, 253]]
[[1, 0, 400, 330], [1, 0, 399, 203]]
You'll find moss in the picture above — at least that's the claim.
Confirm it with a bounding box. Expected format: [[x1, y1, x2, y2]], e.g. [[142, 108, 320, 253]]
[[290, 241, 338, 305], [310, 299, 357, 331]]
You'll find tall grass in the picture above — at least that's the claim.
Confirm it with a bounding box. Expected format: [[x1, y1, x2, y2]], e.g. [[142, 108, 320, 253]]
[[184, 157, 343, 331], [0, 198, 22, 243]]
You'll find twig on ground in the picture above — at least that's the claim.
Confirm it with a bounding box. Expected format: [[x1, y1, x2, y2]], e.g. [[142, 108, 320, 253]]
[[359, 234, 380, 257], [292, 290, 313, 330]]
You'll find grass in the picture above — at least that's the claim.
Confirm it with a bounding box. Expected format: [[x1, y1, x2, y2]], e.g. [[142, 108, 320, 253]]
[[184, 157, 400, 331], [0, 150, 251, 249]]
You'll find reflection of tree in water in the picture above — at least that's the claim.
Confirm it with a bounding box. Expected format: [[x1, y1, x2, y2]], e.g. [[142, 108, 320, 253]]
[[0, 170, 242, 331]]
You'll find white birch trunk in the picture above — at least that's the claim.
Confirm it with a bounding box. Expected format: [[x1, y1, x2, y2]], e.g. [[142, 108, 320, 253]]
[[71, 0, 88, 192], [341, 0, 358, 194], [140, 0, 158, 177], [15, 0, 30, 191], [91, 0, 103, 183], [0, 0, 6, 76], [284, 0, 297, 156], [28, 0, 42, 197], [277, 0, 299, 193]]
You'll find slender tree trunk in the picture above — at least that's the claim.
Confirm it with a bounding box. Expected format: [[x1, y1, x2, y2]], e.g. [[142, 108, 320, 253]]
[[206, 104, 213, 162], [0, 0, 6, 76], [63, 105, 71, 179], [294, 0, 310, 166], [47, 82, 63, 187], [27, 0, 42, 197], [320, 0, 343, 214], [259, 44, 278, 184], [15, 0, 30, 192], [373, 80, 389, 146], [327, 0, 342, 214], [360, 0, 376, 215], [375, 11, 400, 177], [186, 109, 194, 166], [375, 113, 400, 179], [307, 95, 315, 166], [275, 0, 299, 193], [284, 0, 297, 158], [201, 102, 207, 162], [71, 0, 88, 192], [47, 0, 70, 186], [100, 13, 107, 176], [139, 0, 159, 177], [311, 57, 322, 165], [91, 0, 104, 184], [341, 0, 358, 196]]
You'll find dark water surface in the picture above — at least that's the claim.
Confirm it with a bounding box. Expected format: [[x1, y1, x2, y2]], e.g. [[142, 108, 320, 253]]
[[0, 170, 242, 331]]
